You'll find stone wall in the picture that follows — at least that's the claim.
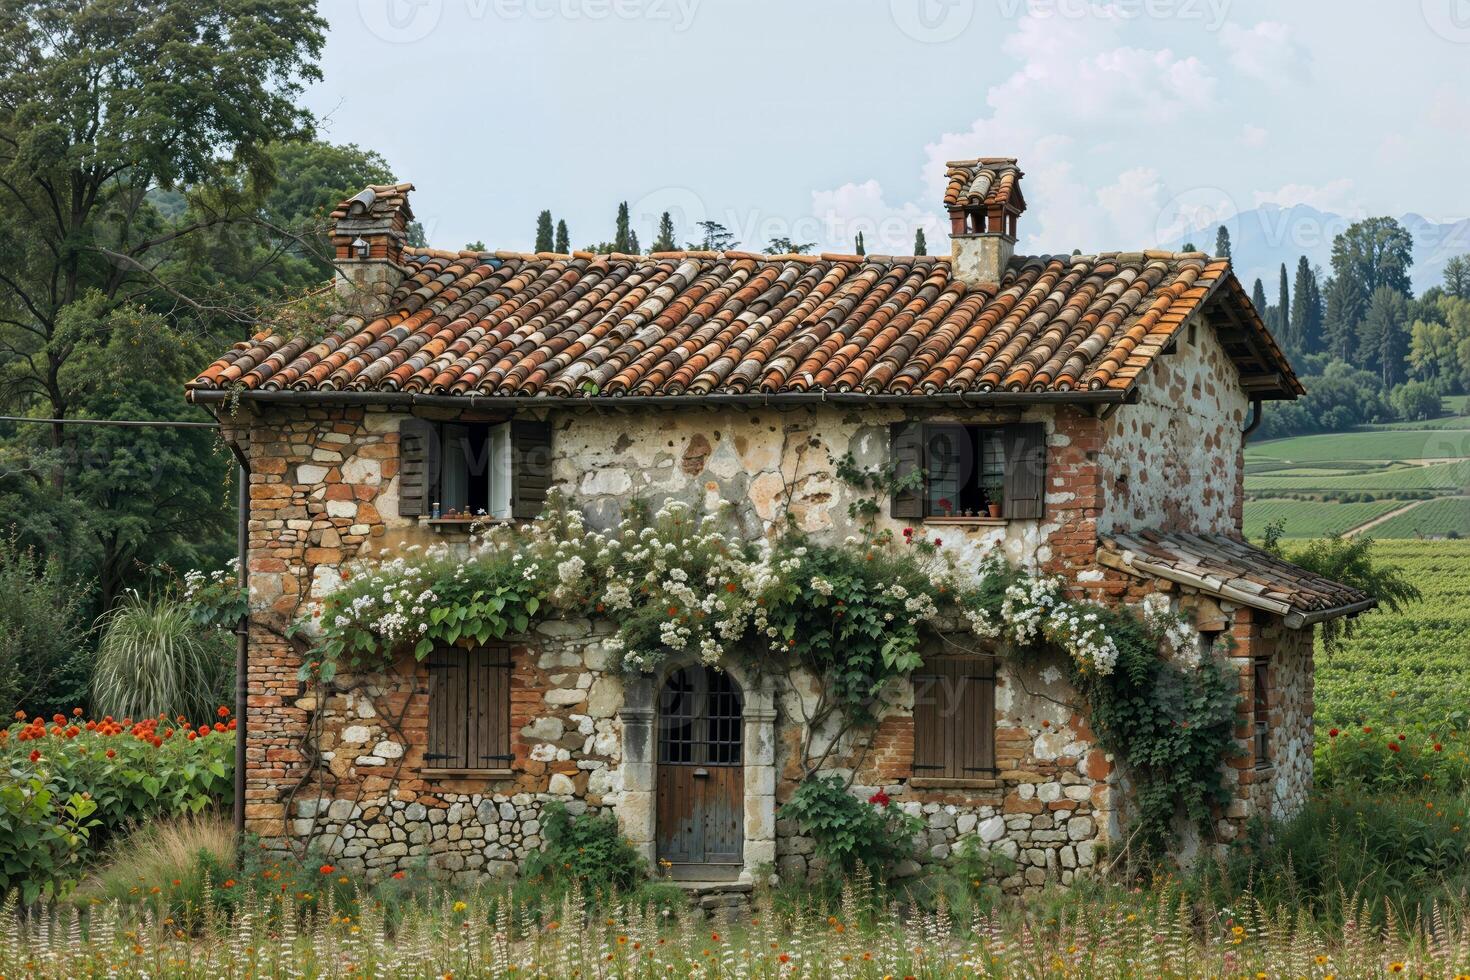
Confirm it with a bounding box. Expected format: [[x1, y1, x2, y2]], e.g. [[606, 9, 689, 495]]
[[1099, 309, 1249, 536]]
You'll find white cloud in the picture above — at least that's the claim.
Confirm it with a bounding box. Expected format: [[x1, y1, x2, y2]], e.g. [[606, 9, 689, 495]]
[[806, 7, 1226, 255], [1220, 21, 1308, 83], [808, 180, 945, 256], [1242, 124, 1268, 148]]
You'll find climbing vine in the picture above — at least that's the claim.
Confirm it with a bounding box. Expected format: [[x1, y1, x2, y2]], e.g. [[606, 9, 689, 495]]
[[287, 485, 1241, 863]]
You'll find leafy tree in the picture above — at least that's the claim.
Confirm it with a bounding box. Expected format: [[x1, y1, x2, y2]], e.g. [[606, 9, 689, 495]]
[[913, 228, 927, 256], [1323, 275, 1365, 362], [855, 232, 866, 256], [1215, 225, 1231, 260], [764, 237, 814, 255], [1330, 217, 1415, 315], [0, 0, 326, 474], [1251, 278, 1268, 317], [554, 220, 570, 255], [1359, 285, 1411, 388], [613, 202, 633, 253], [464, 240, 486, 252], [652, 212, 677, 253], [686, 221, 734, 252], [1389, 380, 1442, 422], [1270, 536, 1420, 653], [534, 211, 554, 253], [1258, 360, 1392, 438], [1182, 241, 1197, 253], [1409, 317, 1459, 386], [1444, 254, 1470, 299]]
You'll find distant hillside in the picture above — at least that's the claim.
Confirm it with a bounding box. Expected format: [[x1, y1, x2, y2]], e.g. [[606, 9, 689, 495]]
[[1173, 204, 1469, 295]]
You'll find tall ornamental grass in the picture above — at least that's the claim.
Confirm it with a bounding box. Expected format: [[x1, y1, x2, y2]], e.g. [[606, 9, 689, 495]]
[[91, 591, 230, 723]]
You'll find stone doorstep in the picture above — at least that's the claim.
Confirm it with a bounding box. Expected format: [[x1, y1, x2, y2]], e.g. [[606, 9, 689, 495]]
[[676, 879, 755, 910]]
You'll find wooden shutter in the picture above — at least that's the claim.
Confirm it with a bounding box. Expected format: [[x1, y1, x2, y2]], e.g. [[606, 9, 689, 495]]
[[1002, 422, 1046, 519], [889, 421, 924, 519], [912, 655, 995, 780], [426, 646, 513, 771], [510, 419, 553, 520], [397, 417, 438, 518]]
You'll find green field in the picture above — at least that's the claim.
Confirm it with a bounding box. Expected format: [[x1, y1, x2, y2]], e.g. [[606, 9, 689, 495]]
[[1366, 497, 1470, 539], [1242, 498, 1403, 539], [1247, 428, 1470, 463], [1315, 539, 1470, 730], [1246, 458, 1470, 493]]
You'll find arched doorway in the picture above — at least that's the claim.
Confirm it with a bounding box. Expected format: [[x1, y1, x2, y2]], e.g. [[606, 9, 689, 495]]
[[656, 665, 743, 880]]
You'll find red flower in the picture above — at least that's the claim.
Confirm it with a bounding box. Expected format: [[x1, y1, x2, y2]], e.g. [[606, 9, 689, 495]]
[[187, 732, 198, 741], [868, 790, 891, 807], [391, 871, 405, 880], [28, 750, 40, 763], [1389, 742, 1401, 752], [319, 864, 335, 875], [71, 707, 83, 717], [1363, 726, 1373, 734], [218, 706, 231, 718], [198, 725, 210, 736], [106, 749, 116, 759], [1398, 733, 1407, 741], [213, 722, 226, 733], [222, 879, 236, 888], [902, 527, 913, 537], [1328, 728, 1339, 738], [51, 714, 64, 725], [1435, 743, 1445, 752]]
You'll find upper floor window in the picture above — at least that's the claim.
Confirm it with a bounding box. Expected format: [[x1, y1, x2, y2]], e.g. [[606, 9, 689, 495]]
[[397, 418, 552, 521], [889, 422, 1046, 520]]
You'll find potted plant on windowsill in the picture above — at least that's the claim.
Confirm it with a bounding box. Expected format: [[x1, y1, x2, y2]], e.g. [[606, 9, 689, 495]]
[[985, 485, 1003, 519]]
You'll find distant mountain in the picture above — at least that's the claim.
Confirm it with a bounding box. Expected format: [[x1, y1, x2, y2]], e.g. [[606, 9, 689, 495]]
[[1172, 204, 1470, 296]]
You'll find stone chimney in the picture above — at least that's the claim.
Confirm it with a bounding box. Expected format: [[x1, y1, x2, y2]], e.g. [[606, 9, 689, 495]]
[[945, 159, 1025, 288], [330, 182, 416, 317]]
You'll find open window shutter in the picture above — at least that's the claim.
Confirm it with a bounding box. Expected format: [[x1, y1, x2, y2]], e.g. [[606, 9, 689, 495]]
[[397, 417, 438, 518], [426, 648, 466, 769], [510, 419, 553, 520], [1002, 422, 1046, 519], [889, 421, 924, 519]]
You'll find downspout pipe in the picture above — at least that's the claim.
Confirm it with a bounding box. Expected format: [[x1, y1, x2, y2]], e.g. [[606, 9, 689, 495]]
[[1241, 395, 1264, 443], [222, 442, 250, 840]]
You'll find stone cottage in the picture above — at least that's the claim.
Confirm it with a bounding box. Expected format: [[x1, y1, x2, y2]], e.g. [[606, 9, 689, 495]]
[[187, 160, 1373, 894]]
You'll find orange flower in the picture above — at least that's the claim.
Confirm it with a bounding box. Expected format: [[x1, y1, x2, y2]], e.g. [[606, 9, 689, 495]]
[[187, 732, 198, 741], [197, 725, 210, 736], [320, 865, 335, 875], [222, 879, 236, 888], [12, 710, 23, 720], [71, 707, 82, 717], [28, 749, 40, 763], [106, 749, 116, 759], [218, 706, 231, 718], [391, 871, 405, 880]]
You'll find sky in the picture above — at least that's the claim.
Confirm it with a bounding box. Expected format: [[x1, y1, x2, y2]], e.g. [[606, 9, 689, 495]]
[[308, 0, 1470, 259]]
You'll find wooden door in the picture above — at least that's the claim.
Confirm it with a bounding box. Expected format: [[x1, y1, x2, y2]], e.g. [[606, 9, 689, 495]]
[[656, 666, 743, 879]]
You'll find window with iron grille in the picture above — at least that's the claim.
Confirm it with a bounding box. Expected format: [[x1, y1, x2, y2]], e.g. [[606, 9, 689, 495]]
[[1253, 657, 1271, 769], [425, 645, 513, 772], [912, 654, 996, 780]]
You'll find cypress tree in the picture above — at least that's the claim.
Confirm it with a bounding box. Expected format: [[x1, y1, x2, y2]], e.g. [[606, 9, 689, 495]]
[[628, 230, 640, 255], [1323, 276, 1363, 361], [913, 228, 927, 256], [613, 202, 633, 253], [1251, 278, 1268, 316], [1290, 256, 1318, 354], [855, 231, 865, 256], [652, 212, 677, 252], [534, 210, 554, 253], [1215, 225, 1232, 260], [1277, 263, 1291, 346], [554, 220, 569, 254]]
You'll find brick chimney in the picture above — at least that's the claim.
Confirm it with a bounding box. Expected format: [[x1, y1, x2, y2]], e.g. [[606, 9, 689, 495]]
[[945, 159, 1025, 288], [330, 182, 415, 317]]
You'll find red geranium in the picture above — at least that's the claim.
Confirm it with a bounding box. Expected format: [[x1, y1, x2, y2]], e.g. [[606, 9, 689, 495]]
[[28, 750, 40, 763], [868, 790, 891, 807]]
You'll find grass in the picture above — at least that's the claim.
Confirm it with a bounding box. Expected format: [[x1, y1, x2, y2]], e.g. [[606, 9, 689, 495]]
[[1247, 457, 1470, 493], [1241, 498, 1402, 539], [1367, 497, 1470, 538], [1314, 539, 1470, 730], [72, 811, 236, 917], [1248, 428, 1470, 462]]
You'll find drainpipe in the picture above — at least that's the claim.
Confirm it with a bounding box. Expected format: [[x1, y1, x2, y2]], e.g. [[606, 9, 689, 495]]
[[224, 445, 251, 839], [1241, 396, 1264, 444]]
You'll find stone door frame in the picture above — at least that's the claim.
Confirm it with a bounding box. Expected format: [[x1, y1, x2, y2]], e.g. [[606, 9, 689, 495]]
[[618, 659, 776, 883]]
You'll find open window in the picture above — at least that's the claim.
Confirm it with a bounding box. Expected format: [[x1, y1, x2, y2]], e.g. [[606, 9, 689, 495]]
[[889, 421, 1046, 520], [424, 645, 513, 775], [397, 417, 552, 521], [912, 654, 996, 784]]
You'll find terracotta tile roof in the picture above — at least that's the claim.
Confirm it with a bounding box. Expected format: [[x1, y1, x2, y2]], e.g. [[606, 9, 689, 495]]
[[188, 247, 1300, 400], [1099, 531, 1376, 626], [943, 158, 1024, 212]]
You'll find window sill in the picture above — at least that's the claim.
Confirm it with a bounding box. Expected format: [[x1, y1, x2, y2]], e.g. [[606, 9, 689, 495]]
[[909, 776, 1001, 790], [417, 767, 515, 779], [419, 517, 509, 533], [922, 516, 1008, 526]]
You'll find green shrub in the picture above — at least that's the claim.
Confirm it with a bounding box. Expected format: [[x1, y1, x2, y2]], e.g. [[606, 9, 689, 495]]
[[781, 776, 923, 879], [0, 709, 233, 897], [518, 802, 681, 913], [92, 591, 232, 723], [1316, 724, 1470, 793], [0, 534, 91, 718]]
